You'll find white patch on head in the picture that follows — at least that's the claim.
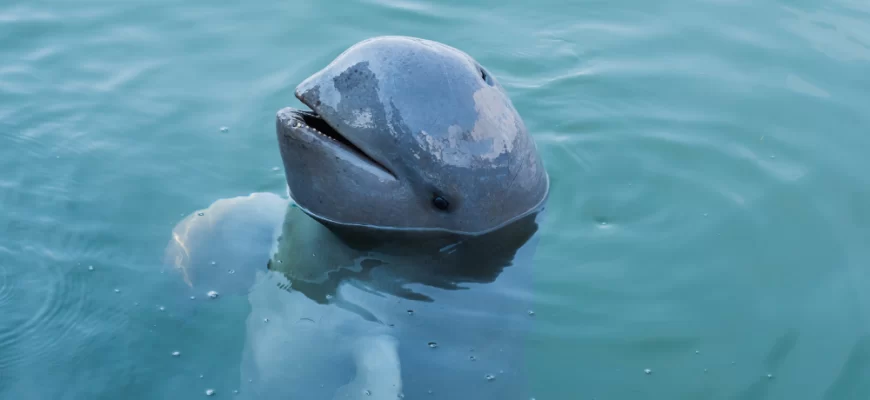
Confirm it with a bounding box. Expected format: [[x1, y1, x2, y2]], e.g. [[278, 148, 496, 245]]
[[348, 109, 375, 129], [471, 87, 517, 158], [412, 87, 518, 167], [416, 127, 471, 167]]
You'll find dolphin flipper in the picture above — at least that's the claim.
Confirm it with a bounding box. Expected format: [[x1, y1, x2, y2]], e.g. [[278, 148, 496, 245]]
[[333, 334, 403, 400]]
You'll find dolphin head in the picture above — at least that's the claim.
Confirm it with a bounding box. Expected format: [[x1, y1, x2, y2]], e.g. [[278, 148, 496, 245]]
[[276, 36, 549, 236]]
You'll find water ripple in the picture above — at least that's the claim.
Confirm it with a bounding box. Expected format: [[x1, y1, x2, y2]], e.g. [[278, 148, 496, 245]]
[[0, 250, 86, 370], [360, 0, 474, 22], [0, 266, 12, 311], [91, 61, 164, 93], [0, 5, 58, 23], [782, 5, 870, 62]]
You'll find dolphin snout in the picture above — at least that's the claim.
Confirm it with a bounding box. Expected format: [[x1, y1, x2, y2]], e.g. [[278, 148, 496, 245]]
[[295, 75, 321, 109]]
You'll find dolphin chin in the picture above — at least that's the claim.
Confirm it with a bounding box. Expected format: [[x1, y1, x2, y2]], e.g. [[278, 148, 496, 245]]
[[275, 35, 549, 236]]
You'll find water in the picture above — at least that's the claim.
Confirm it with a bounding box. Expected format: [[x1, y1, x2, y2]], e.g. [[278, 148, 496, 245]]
[[2, 0, 869, 398]]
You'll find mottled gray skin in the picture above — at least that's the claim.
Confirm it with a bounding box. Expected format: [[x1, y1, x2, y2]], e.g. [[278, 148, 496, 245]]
[[277, 36, 549, 235]]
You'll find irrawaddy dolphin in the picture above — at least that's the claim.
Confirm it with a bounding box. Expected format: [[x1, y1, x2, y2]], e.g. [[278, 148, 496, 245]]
[[164, 36, 550, 399]]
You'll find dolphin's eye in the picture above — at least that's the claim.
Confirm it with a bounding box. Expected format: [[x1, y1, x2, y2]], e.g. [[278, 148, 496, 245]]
[[432, 195, 449, 211]]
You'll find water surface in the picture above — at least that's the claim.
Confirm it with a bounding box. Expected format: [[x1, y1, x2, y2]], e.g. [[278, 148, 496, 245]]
[[2, 0, 869, 398]]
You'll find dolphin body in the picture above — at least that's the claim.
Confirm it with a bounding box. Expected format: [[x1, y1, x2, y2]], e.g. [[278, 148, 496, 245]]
[[164, 36, 550, 399]]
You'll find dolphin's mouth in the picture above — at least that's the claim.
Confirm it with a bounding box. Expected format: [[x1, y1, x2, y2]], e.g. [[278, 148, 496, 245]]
[[282, 108, 395, 179], [291, 110, 358, 150]]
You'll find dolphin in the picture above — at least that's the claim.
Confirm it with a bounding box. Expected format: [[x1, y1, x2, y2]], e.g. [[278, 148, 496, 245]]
[[276, 35, 549, 237], [163, 36, 550, 399]]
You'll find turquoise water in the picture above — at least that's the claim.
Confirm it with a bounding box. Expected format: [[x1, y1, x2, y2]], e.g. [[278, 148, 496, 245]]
[[3, 0, 870, 398]]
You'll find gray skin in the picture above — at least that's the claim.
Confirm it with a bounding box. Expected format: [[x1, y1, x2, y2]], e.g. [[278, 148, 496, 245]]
[[277, 35, 549, 236], [164, 36, 549, 399]]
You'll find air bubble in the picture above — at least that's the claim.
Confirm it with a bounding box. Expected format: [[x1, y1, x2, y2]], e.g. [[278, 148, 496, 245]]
[[767, 373, 774, 379], [527, 310, 535, 316], [210, 261, 217, 266], [114, 289, 120, 293], [228, 269, 235, 274], [485, 374, 496, 381], [172, 351, 180, 357], [407, 310, 414, 316], [88, 265, 94, 271], [158, 306, 165, 311], [263, 318, 270, 323], [205, 389, 215, 396], [190, 296, 196, 300], [207, 291, 219, 299], [469, 356, 477, 361], [644, 368, 652, 375], [220, 126, 229, 133], [198, 212, 205, 216], [428, 342, 438, 348], [272, 167, 280, 172], [364, 389, 372, 396]]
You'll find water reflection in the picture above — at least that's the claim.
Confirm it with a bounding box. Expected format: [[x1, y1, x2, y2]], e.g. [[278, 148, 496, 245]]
[[267, 202, 541, 308], [164, 192, 545, 399]]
